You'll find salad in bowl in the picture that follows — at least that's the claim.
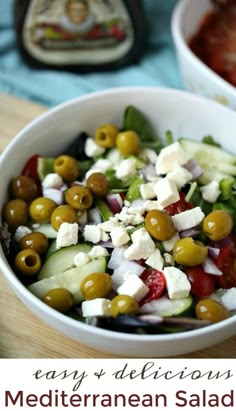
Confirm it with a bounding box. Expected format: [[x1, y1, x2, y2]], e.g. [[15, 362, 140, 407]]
[[0, 87, 235, 357], [1, 102, 236, 336]]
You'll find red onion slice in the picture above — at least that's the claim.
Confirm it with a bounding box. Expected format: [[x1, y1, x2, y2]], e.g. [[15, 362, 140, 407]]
[[106, 193, 123, 213], [184, 158, 203, 180], [179, 226, 200, 238]]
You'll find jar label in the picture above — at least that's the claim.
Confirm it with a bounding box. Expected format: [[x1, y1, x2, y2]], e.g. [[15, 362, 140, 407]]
[[22, 0, 134, 66]]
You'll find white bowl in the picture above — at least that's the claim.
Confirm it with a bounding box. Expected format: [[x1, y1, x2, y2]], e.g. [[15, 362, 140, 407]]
[[171, 0, 236, 109], [0, 87, 236, 357]]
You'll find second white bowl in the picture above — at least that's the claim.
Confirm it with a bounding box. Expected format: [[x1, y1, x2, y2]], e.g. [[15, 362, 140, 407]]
[[171, 0, 236, 109]]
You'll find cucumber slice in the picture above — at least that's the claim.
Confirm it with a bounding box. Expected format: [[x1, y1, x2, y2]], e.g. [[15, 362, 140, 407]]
[[38, 243, 92, 280], [197, 169, 234, 185], [179, 138, 236, 183], [30, 223, 57, 239], [140, 295, 194, 317], [180, 138, 236, 165], [29, 257, 107, 304]]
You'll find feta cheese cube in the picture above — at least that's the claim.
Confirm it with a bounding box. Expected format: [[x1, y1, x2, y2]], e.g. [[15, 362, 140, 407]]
[[140, 148, 158, 164], [162, 232, 180, 252], [116, 158, 136, 181], [84, 138, 105, 158], [82, 298, 111, 317], [98, 216, 120, 232], [172, 206, 205, 232], [83, 225, 102, 244], [110, 226, 130, 247], [154, 177, 180, 207], [88, 245, 109, 259], [140, 182, 156, 200], [106, 147, 123, 166], [125, 228, 155, 260], [85, 160, 112, 182], [167, 166, 193, 190], [56, 222, 78, 249], [200, 180, 220, 203], [163, 266, 191, 299], [143, 200, 163, 211], [100, 231, 110, 242], [219, 288, 236, 311], [117, 275, 149, 302], [74, 252, 90, 267], [155, 142, 188, 175], [116, 207, 144, 225], [128, 205, 145, 215], [42, 173, 64, 189], [163, 253, 174, 265], [14, 225, 32, 242], [146, 249, 164, 271], [91, 158, 112, 173]]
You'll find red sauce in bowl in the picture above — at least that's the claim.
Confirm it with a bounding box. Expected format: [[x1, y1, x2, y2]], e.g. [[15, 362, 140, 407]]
[[189, 1, 236, 87]]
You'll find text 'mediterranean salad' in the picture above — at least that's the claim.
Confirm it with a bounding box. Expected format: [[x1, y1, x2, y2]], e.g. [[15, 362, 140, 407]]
[[1, 105, 236, 334]]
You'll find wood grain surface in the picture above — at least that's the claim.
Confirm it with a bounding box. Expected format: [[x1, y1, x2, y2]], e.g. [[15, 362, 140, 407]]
[[0, 93, 235, 359]]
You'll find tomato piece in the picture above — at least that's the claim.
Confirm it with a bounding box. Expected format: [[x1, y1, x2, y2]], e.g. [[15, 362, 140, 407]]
[[21, 154, 41, 185], [139, 269, 165, 306], [165, 192, 194, 216], [215, 246, 236, 288], [185, 266, 215, 297]]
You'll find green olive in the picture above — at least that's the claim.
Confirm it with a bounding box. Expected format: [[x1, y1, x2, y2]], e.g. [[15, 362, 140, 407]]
[[54, 155, 79, 183], [95, 123, 119, 148], [80, 272, 112, 300], [3, 199, 29, 229], [116, 131, 141, 155], [51, 204, 78, 231], [195, 299, 229, 323], [65, 185, 93, 210], [145, 209, 176, 241], [29, 197, 57, 223], [86, 172, 110, 197], [202, 210, 233, 241], [10, 175, 38, 202], [110, 295, 139, 318], [14, 249, 41, 276], [173, 237, 208, 266], [19, 232, 49, 255], [42, 288, 74, 313]]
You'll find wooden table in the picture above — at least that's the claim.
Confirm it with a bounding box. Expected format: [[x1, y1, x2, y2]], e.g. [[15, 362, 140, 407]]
[[0, 93, 235, 359]]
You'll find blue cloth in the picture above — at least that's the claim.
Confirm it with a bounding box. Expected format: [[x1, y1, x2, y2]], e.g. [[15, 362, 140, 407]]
[[0, 0, 183, 107]]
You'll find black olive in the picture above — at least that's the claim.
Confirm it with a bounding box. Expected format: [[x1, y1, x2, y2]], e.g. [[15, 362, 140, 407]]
[[64, 131, 90, 161], [91, 314, 211, 335]]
